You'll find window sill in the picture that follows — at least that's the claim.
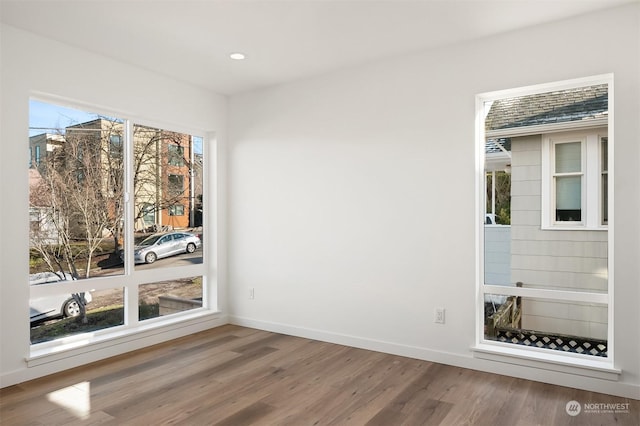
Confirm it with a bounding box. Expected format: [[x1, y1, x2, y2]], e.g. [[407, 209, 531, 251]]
[[27, 309, 222, 367], [472, 343, 620, 381], [540, 225, 608, 231]]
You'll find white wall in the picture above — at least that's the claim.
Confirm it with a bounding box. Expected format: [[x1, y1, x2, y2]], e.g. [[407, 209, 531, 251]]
[[0, 25, 228, 386], [228, 4, 640, 398]]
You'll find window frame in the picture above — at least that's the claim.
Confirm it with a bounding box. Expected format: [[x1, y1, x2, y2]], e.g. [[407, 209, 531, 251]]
[[167, 173, 185, 197], [169, 204, 185, 216], [168, 143, 185, 166], [541, 130, 608, 230], [27, 95, 217, 358], [474, 74, 616, 375]]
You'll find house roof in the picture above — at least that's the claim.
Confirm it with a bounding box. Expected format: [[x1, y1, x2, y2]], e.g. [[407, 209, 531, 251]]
[[485, 84, 608, 131], [485, 138, 511, 154]]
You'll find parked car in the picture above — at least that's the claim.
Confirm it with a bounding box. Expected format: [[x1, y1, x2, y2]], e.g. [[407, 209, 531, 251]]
[[29, 272, 92, 323], [125, 231, 201, 264]]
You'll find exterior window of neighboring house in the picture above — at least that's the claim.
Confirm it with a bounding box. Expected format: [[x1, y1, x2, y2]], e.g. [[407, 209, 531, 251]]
[[109, 135, 122, 158], [28, 98, 208, 355], [29, 210, 40, 232], [554, 141, 582, 222], [168, 174, 184, 197], [169, 204, 185, 216], [476, 75, 614, 374], [542, 131, 607, 229], [168, 144, 184, 166], [141, 203, 156, 226]]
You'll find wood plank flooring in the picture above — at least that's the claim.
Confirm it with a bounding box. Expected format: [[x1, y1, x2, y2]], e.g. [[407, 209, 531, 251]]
[[1, 325, 638, 425]]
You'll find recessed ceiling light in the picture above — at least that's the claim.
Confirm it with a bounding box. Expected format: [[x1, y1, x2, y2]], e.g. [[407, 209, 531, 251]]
[[229, 52, 246, 60]]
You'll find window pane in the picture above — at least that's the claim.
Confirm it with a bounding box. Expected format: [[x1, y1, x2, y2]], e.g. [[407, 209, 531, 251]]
[[130, 125, 203, 270], [29, 100, 126, 279], [481, 82, 610, 362], [484, 294, 607, 357], [555, 142, 581, 173], [139, 276, 203, 320], [168, 144, 185, 166], [555, 175, 581, 221], [30, 286, 124, 344]]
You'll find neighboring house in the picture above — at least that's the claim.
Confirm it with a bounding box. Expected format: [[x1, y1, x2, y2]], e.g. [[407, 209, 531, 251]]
[[485, 84, 608, 340], [28, 169, 59, 246], [28, 133, 64, 170], [30, 120, 199, 233]]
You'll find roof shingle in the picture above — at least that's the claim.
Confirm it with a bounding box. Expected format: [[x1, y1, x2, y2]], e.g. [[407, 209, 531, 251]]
[[485, 84, 608, 131]]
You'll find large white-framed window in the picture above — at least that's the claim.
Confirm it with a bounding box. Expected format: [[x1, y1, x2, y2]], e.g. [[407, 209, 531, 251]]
[[541, 130, 608, 230], [28, 96, 214, 355], [475, 74, 616, 375]]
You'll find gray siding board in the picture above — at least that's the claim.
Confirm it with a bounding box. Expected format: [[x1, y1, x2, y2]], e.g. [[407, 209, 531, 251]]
[[511, 210, 541, 226], [511, 180, 541, 196], [511, 150, 540, 167], [512, 254, 607, 273], [511, 225, 607, 242], [509, 269, 607, 292], [511, 240, 607, 258], [511, 195, 541, 212], [511, 165, 541, 180]]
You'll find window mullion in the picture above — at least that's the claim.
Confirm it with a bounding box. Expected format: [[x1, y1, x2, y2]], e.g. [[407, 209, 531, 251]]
[[124, 119, 139, 327], [585, 134, 600, 228], [483, 284, 609, 304]]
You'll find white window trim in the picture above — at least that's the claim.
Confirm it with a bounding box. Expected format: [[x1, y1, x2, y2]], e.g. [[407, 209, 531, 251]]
[[474, 74, 615, 373], [27, 94, 218, 360], [541, 129, 608, 230]]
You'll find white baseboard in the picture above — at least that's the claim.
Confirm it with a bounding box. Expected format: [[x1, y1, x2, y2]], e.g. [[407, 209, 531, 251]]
[[229, 315, 640, 400]]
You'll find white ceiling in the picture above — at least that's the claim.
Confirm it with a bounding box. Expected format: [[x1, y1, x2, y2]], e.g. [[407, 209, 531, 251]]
[[1, 0, 634, 95]]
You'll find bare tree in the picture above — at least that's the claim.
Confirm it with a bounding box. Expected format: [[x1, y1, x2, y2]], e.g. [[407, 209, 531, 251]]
[[64, 131, 112, 278], [131, 127, 195, 231], [30, 148, 89, 322]]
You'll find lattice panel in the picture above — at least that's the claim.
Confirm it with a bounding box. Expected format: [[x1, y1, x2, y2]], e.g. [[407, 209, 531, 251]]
[[495, 328, 608, 357]]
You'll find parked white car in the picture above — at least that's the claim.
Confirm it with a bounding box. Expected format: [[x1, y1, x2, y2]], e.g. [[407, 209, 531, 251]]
[[126, 231, 201, 264], [29, 272, 92, 323]]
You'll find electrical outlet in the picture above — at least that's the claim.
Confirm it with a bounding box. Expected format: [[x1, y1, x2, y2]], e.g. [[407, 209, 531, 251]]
[[434, 307, 445, 324], [249, 288, 255, 300]]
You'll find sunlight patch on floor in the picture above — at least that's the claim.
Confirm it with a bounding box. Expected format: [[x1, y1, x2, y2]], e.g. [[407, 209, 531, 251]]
[[46, 381, 91, 419]]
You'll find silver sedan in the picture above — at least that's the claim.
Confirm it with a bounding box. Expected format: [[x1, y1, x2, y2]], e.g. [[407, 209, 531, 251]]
[[127, 232, 201, 264]]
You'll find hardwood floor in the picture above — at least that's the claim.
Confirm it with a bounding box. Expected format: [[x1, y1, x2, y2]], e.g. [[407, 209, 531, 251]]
[[1, 325, 638, 425]]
